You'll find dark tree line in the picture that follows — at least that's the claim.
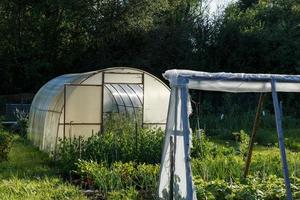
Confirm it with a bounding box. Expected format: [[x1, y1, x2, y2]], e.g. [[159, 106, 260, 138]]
[[0, 0, 300, 95]]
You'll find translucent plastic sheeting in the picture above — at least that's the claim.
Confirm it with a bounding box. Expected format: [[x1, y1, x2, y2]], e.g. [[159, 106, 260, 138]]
[[163, 70, 300, 92], [28, 73, 93, 150], [144, 74, 170, 125], [158, 85, 196, 199], [28, 67, 170, 153]]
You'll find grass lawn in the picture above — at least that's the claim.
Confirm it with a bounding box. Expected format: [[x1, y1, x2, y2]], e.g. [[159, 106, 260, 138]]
[[0, 135, 88, 200]]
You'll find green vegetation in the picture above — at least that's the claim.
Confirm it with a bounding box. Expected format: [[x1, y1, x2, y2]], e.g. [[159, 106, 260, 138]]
[[1, 0, 300, 108], [1, 117, 300, 199], [0, 134, 87, 200], [54, 125, 300, 199], [1, 0, 300, 198], [0, 130, 13, 162]]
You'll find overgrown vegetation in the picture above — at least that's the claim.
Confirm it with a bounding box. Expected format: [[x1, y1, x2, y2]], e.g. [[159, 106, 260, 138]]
[[54, 121, 300, 199]]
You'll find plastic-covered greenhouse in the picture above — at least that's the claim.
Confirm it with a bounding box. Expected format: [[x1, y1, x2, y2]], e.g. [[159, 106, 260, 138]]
[[28, 67, 170, 152]]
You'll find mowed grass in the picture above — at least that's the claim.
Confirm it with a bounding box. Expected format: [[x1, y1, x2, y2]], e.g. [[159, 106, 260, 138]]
[[0, 135, 87, 200]]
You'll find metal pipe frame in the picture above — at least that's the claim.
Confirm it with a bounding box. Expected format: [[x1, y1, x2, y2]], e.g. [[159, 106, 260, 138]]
[[271, 78, 293, 200], [181, 84, 194, 199]]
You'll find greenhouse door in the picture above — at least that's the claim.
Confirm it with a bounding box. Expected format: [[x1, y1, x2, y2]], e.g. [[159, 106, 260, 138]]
[[63, 84, 102, 139]]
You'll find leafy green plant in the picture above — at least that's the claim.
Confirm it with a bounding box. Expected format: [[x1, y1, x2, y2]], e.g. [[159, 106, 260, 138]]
[[14, 108, 28, 137], [232, 130, 250, 158], [55, 136, 86, 174], [0, 130, 13, 162]]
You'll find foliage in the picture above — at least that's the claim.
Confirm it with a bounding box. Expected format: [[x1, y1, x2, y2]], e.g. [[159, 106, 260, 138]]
[[0, 0, 201, 94], [0, 130, 13, 162], [1, 0, 300, 119]]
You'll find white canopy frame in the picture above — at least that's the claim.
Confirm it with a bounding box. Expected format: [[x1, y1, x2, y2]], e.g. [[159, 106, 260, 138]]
[[158, 70, 300, 200]]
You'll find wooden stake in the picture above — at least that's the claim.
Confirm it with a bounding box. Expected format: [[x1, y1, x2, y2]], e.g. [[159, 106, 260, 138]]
[[243, 93, 266, 178]]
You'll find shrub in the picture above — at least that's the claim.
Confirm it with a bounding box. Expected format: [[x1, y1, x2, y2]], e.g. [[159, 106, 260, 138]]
[[0, 130, 13, 162]]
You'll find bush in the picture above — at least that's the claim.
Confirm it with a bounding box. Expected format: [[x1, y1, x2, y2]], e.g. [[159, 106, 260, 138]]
[[0, 131, 13, 162]]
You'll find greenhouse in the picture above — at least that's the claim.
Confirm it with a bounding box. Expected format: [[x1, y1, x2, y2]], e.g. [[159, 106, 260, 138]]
[[28, 67, 170, 152]]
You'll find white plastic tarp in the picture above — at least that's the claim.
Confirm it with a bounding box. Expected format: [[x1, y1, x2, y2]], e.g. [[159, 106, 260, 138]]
[[158, 78, 196, 199], [164, 70, 300, 93]]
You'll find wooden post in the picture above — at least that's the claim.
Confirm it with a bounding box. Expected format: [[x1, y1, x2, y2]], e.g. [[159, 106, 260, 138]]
[[63, 84, 66, 139], [243, 93, 266, 178]]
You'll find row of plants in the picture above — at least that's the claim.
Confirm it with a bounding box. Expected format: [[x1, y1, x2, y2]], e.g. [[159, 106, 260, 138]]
[[55, 128, 164, 174], [75, 159, 300, 199], [55, 114, 164, 174]]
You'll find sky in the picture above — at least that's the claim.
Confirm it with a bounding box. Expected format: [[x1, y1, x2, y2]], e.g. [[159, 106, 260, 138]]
[[209, 0, 237, 14]]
